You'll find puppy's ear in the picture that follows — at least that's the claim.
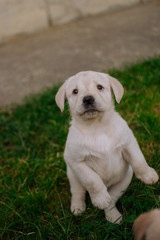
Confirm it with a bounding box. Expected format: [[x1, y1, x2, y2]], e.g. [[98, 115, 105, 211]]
[[133, 212, 152, 240], [133, 210, 160, 240], [108, 75, 124, 103], [55, 82, 66, 112]]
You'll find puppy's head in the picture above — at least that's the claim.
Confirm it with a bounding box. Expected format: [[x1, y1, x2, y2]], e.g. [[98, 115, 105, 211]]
[[133, 209, 160, 240], [55, 71, 124, 120]]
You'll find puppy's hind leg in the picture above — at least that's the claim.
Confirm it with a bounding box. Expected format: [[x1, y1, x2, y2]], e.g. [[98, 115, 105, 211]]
[[105, 165, 133, 224], [67, 166, 86, 215]]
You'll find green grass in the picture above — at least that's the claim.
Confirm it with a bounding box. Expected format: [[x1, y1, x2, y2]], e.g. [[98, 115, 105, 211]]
[[0, 57, 160, 240]]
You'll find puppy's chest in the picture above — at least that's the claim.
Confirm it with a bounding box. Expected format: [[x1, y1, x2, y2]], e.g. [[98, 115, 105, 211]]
[[82, 133, 121, 158], [83, 134, 124, 184]]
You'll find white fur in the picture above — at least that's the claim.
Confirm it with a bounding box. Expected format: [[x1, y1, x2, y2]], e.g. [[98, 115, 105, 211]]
[[55, 71, 159, 224], [133, 209, 160, 240]]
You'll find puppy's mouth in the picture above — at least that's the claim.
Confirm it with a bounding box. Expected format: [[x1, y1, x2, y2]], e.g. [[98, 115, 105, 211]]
[[80, 108, 101, 117], [83, 109, 99, 114]]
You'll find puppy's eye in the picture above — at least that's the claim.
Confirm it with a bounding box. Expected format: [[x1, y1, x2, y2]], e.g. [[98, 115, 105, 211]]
[[97, 85, 103, 90], [73, 89, 78, 95]]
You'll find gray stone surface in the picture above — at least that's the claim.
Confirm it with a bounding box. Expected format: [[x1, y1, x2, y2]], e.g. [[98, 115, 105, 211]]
[[0, 0, 48, 42], [0, 0, 160, 106], [48, 0, 140, 25], [0, 0, 143, 42]]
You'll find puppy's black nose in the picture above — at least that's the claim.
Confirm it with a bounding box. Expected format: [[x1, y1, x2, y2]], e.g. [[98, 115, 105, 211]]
[[83, 96, 95, 106]]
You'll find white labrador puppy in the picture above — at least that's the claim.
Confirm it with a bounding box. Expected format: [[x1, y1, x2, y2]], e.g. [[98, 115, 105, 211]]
[[133, 209, 160, 240], [55, 71, 159, 224]]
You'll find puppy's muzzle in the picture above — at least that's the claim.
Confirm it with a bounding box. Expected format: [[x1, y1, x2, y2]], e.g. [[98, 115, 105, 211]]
[[81, 95, 100, 117], [83, 95, 95, 108]]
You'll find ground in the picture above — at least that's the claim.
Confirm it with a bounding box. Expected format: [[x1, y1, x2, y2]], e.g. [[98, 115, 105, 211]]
[[0, 57, 160, 240]]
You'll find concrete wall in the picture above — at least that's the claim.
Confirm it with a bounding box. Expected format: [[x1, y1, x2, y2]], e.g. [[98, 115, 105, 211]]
[[0, 0, 150, 43]]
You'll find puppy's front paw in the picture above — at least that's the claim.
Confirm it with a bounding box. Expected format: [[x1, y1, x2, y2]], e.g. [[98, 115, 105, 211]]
[[105, 206, 122, 224], [136, 167, 159, 185], [71, 200, 86, 216], [91, 189, 111, 210]]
